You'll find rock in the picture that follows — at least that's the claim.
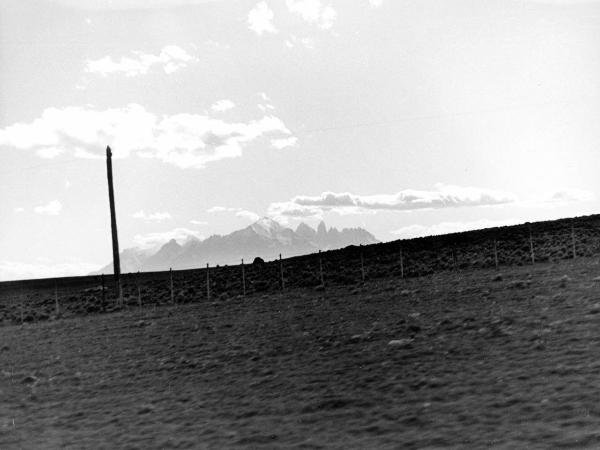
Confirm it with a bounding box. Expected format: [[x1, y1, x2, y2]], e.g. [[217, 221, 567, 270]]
[[314, 284, 325, 292], [492, 274, 503, 282], [20, 375, 38, 385], [400, 290, 411, 296], [558, 275, 571, 287], [388, 338, 413, 348], [589, 303, 600, 314]]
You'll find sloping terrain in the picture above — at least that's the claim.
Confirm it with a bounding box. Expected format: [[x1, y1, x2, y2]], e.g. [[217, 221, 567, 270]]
[[3, 257, 600, 448]]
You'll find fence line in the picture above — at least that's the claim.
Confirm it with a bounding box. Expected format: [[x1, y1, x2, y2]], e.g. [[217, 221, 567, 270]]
[[1, 220, 595, 325]]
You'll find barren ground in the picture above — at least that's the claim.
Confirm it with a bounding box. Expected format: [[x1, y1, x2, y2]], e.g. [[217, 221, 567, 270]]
[[3, 258, 600, 449]]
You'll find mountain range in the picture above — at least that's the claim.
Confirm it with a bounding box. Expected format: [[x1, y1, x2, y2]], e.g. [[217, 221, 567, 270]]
[[95, 218, 379, 274]]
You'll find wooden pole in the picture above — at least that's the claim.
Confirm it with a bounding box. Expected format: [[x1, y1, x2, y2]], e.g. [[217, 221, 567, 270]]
[[493, 238, 499, 270], [106, 146, 122, 305], [101, 274, 106, 309], [571, 219, 577, 259], [241, 259, 246, 296], [137, 271, 142, 307], [319, 250, 325, 286], [54, 280, 59, 315], [279, 254, 285, 290], [360, 246, 365, 284], [206, 263, 210, 300], [399, 244, 404, 279], [170, 268, 174, 303], [528, 223, 535, 265]]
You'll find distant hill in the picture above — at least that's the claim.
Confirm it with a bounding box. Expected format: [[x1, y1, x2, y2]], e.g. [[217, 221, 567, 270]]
[[94, 218, 379, 274]]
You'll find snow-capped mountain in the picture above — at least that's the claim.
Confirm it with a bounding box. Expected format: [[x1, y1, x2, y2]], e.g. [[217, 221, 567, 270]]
[[95, 218, 379, 274]]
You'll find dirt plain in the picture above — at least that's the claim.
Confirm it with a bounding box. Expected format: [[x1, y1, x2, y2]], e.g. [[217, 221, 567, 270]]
[[3, 255, 600, 448]]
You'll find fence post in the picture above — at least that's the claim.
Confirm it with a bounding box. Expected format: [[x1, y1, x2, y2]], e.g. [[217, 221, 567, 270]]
[[319, 250, 325, 287], [241, 259, 246, 296], [279, 254, 285, 290], [54, 280, 59, 316], [399, 244, 404, 279], [170, 268, 174, 303], [137, 271, 142, 307], [493, 238, 499, 270], [571, 219, 577, 259], [101, 274, 106, 309], [360, 245, 365, 284], [528, 223, 535, 265], [206, 263, 210, 301]]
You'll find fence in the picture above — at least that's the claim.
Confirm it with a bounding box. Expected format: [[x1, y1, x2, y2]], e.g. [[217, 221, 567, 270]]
[[1, 216, 599, 325]]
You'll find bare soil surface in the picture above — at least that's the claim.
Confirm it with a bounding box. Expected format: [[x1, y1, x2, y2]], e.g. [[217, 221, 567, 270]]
[[3, 258, 600, 449]]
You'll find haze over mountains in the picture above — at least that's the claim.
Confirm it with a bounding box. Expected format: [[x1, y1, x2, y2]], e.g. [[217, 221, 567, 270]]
[[95, 218, 379, 274]]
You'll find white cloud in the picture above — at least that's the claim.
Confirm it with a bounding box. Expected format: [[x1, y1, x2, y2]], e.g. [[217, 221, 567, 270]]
[[211, 99, 236, 112], [286, 0, 337, 29], [367, 0, 385, 7], [248, 2, 278, 35], [14, 207, 25, 213], [207, 206, 239, 213], [268, 184, 516, 218], [236, 210, 260, 221], [391, 218, 522, 239], [84, 45, 197, 77], [133, 227, 203, 249], [0, 259, 100, 282], [271, 136, 298, 149], [45, 0, 223, 11], [132, 210, 172, 222], [0, 104, 294, 169], [34, 200, 62, 216], [65, 180, 72, 190], [190, 219, 208, 225], [545, 188, 596, 203]]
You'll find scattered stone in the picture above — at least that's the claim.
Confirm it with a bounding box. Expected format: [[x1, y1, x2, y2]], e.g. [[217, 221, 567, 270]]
[[20, 375, 38, 385], [492, 273, 503, 282], [400, 290, 411, 296], [1, 345, 9, 352], [409, 312, 420, 319], [508, 280, 527, 289], [314, 285, 325, 292], [388, 338, 413, 348], [558, 275, 571, 287], [589, 303, 600, 315]]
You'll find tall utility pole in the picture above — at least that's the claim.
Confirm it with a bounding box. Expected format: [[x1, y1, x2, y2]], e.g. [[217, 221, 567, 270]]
[[106, 146, 122, 304]]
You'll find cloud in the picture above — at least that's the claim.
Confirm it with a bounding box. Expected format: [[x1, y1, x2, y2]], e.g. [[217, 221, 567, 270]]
[[190, 219, 208, 225], [391, 218, 523, 239], [268, 184, 516, 218], [133, 227, 203, 249], [270, 136, 298, 149], [132, 210, 172, 222], [0, 104, 294, 169], [44, 0, 223, 10], [248, 2, 278, 35], [546, 188, 596, 203], [34, 200, 62, 216], [211, 99, 236, 112], [207, 206, 239, 213], [367, 0, 385, 6], [286, 0, 337, 29], [14, 207, 25, 213], [236, 210, 260, 221], [85, 45, 197, 77], [0, 259, 100, 282]]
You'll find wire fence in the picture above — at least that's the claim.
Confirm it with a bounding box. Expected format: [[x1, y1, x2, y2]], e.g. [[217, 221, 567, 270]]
[[1, 216, 599, 325]]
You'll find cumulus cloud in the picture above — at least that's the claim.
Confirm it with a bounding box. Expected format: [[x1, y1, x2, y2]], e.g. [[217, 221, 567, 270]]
[[391, 218, 522, 239], [0, 259, 100, 282], [211, 99, 236, 112], [14, 207, 25, 213], [286, 0, 337, 29], [84, 45, 197, 77], [248, 2, 278, 35], [45, 0, 223, 10], [34, 200, 62, 216], [133, 227, 203, 249], [368, 0, 385, 6], [268, 184, 516, 218], [270, 136, 298, 149], [545, 188, 595, 203], [236, 210, 260, 221], [0, 104, 294, 169], [132, 210, 172, 222], [190, 219, 208, 225]]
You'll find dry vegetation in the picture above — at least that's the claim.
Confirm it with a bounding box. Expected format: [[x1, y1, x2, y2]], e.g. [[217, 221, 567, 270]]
[[2, 215, 600, 448]]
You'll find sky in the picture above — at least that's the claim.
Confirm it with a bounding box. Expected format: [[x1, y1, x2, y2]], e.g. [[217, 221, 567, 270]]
[[1, 0, 599, 280]]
